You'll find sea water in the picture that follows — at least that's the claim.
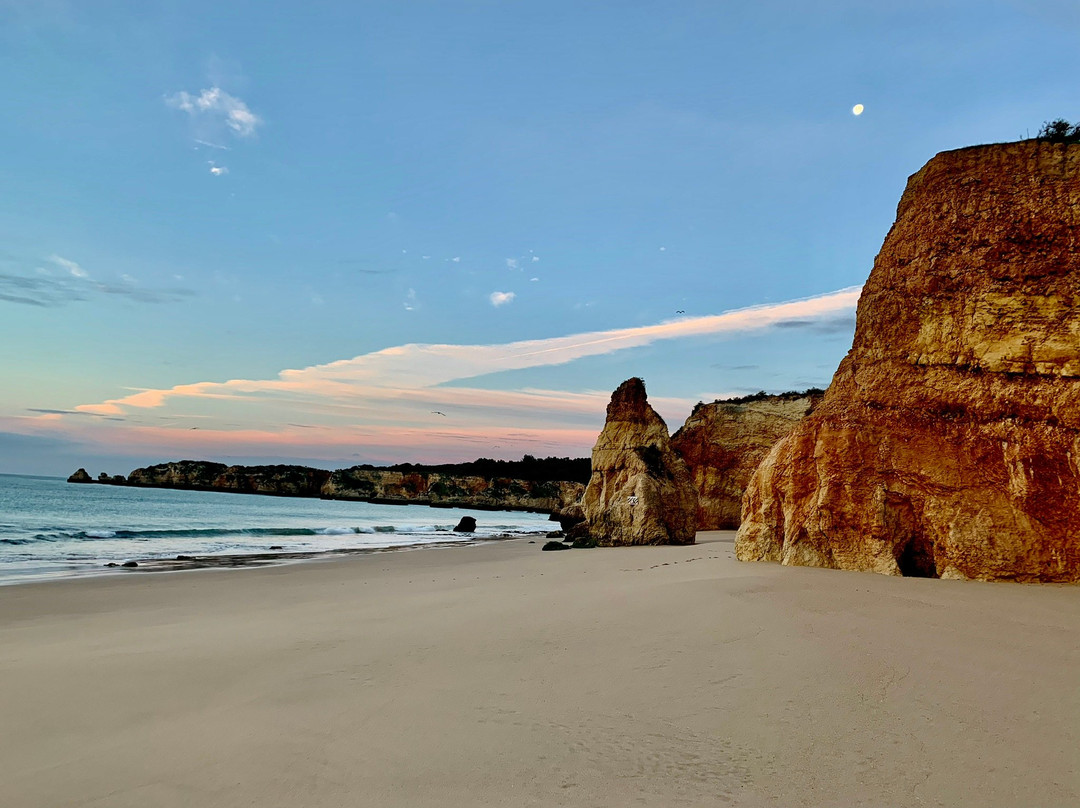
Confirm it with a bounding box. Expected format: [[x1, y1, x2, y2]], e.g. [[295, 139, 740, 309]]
[[0, 474, 555, 584]]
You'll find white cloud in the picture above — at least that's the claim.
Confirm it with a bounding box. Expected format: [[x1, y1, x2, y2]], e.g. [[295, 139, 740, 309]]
[[208, 162, 228, 176], [1, 256, 196, 307], [490, 291, 516, 307], [73, 286, 861, 423], [166, 86, 262, 138], [530, 277, 539, 282], [47, 286, 861, 462], [404, 288, 417, 311], [532, 256, 540, 262], [659, 246, 667, 252], [49, 255, 88, 278], [506, 258, 519, 270], [450, 256, 461, 263]]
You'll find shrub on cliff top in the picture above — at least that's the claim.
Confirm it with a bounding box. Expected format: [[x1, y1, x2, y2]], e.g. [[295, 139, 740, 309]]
[[1036, 119, 1080, 144]]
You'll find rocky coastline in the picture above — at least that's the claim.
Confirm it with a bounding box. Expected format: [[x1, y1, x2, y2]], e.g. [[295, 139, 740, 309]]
[[69, 458, 587, 516]]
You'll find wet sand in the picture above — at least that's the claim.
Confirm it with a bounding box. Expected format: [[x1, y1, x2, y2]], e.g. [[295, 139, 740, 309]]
[[1, 531, 1077, 807]]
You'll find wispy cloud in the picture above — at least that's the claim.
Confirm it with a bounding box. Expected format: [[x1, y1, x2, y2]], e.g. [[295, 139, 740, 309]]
[[166, 86, 262, 141], [194, 139, 230, 151], [20, 286, 860, 463], [75, 286, 859, 417], [208, 162, 228, 176], [49, 254, 87, 278], [489, 291, 516, 307], [506, 258, 519, 270], [773, 314, 856, 335], [0, 254, 196, 308]]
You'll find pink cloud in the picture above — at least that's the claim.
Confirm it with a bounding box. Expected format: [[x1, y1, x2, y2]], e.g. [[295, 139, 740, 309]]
[[23, 287, 860, 463]]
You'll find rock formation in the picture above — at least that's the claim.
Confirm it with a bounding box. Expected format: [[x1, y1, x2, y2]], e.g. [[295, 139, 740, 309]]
[[582, 378, 698, 545], [671, 391, 822, 529], [737, 140, 1080, 582], [126, 462, 331, 497], [321, 468, 583, 512], [67, 468, 92, 483], [110, 460, 584, 514]]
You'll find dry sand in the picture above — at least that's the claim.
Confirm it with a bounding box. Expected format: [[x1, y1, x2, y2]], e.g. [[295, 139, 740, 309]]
[[1, 532, 1077, 807]]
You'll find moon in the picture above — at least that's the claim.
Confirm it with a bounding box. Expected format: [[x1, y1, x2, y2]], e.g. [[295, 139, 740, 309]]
[[852, 104, 865, 116]]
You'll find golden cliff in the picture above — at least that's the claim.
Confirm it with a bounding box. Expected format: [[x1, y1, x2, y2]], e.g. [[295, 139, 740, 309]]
[[737, 141, 1080, 581], [671, 391, 822, 529], [582, 378, 698, 545]]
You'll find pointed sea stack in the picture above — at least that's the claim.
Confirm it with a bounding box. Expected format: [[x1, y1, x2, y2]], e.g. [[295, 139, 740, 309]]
[[737, 140, 1080, 581], [582, 378, 698, 546], [67, 468, 92, 483]]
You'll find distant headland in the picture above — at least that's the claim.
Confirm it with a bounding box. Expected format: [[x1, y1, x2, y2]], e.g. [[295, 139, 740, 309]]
[[68, 456, 591, 516]]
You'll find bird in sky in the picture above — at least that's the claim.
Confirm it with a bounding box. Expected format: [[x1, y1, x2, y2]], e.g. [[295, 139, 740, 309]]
[[431, 411, 447, 416]]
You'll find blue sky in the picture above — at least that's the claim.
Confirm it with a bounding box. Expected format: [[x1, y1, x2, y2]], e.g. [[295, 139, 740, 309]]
[[2, 0, 1078, 475]]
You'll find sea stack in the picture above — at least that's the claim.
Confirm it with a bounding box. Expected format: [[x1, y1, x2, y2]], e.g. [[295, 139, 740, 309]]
[[671, 391, 822, 530], [582, 378, 698, 546], [737, 140, 1080, 581]]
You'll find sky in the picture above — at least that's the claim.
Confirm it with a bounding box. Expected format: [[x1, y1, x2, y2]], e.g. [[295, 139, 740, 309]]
[[2, 0, 1078, 476]]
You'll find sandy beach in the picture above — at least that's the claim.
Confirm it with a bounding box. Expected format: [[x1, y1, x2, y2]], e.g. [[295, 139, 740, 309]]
[[1, 532, 1077, 807]]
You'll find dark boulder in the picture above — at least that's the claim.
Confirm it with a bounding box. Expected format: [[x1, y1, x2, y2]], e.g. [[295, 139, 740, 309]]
[[68, 468, 92, 483], [542, 541, 570, 551], [453, 516, 477, 533]]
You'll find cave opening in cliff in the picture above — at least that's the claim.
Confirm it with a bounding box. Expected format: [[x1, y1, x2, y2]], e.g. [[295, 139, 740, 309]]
[[897, 533, 939, 578]]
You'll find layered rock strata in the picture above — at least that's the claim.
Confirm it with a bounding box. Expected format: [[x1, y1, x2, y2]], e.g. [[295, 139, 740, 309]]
[[671, 391, 822, 529], [582, 378, 698, 545], [737, 140, 1080, 581]]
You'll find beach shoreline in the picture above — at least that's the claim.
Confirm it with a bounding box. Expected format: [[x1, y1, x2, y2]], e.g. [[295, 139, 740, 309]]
[[1, 531, 1077, 807]]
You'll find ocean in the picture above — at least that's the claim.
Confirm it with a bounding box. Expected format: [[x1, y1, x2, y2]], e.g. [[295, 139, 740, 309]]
[[0, 474, 555, 584]]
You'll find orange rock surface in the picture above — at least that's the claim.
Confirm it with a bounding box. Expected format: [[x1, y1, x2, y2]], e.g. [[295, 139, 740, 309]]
[[737, 141, 1080, 581], [672, 392, 821, 530], [583, 378, 698, 546]]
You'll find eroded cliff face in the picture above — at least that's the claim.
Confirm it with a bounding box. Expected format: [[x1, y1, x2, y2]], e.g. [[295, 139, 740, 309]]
[[582, 378, 698, 545], [671, 393, 821, 529], [736, 140, 1080, 581]]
